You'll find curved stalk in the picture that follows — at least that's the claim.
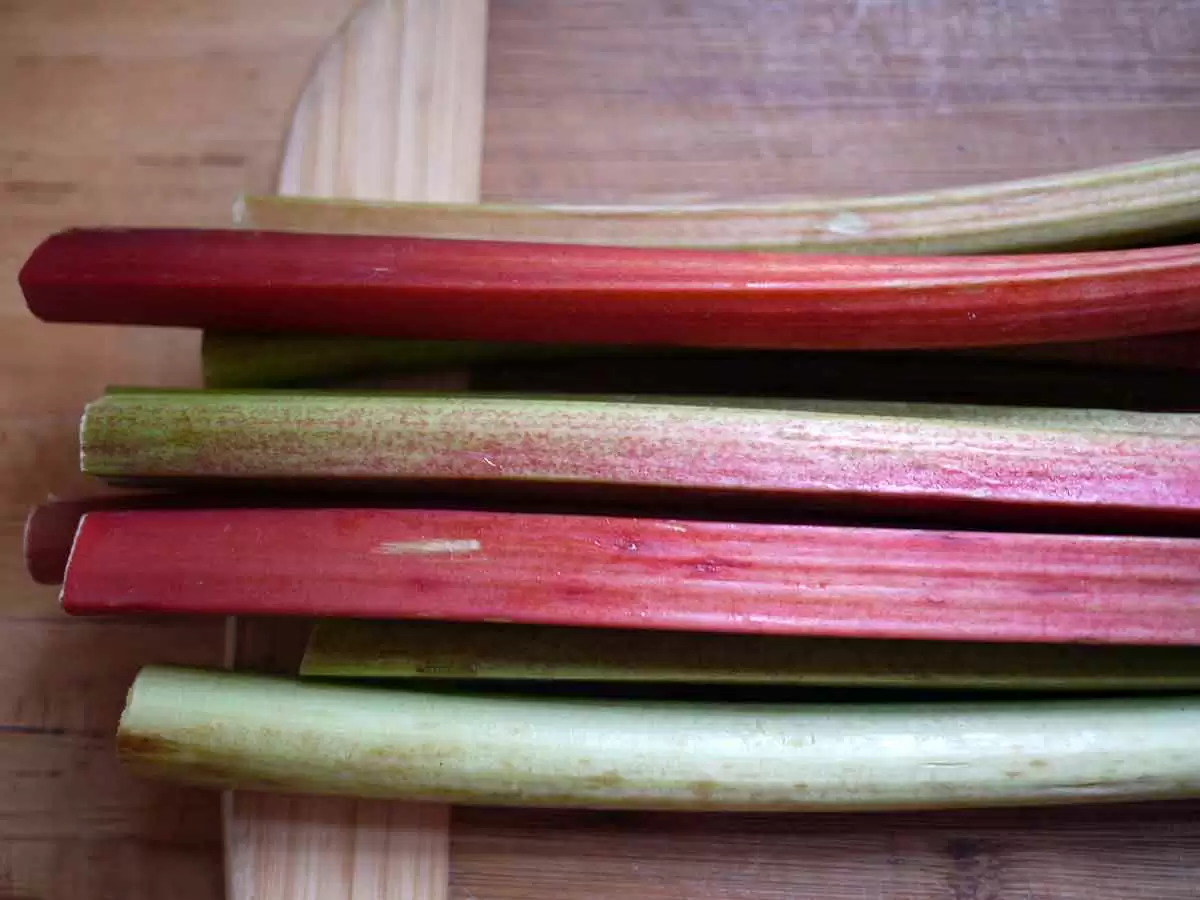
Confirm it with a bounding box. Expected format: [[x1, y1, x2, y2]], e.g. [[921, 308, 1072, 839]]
[[236, 151, 1200, 255], [22, 228, 1200, 350], [119, 666, 1200, 811]]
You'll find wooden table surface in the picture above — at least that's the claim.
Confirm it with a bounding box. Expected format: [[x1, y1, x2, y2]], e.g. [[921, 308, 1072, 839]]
[[4, 1, 1200, 897]]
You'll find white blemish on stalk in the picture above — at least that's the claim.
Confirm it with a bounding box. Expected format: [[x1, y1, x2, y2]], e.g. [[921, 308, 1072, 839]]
[[374, 539, 482, 555], [824, 211, 870, 236]]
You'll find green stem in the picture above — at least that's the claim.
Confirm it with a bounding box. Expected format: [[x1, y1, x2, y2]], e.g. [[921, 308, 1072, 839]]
[[302, 620, 1200, 691], [235, 150, 1200, 254], [201, 333, 632, 389], [200, 334, 1200, 393], [120, 666, 1200, 810]]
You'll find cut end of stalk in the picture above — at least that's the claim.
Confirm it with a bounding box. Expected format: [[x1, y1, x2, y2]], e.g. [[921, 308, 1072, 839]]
[[22, 503, 59, 586], [79, 397, 99, 478], [116, 669, 180, 776], [57, 511, 89, 612], [25, 500, 96, 586]]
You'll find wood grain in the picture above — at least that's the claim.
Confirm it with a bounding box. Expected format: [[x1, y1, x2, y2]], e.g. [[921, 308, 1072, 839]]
[[482, 0, 1200, 202], [230, 2, 489, 900], [228, 795, 449, 900], [0, 617, 226, 898], [278, 0, 488, 201], [0, 1, 357, 896], [4, 0, 1200, 898], [452, 804, 1200, 900]]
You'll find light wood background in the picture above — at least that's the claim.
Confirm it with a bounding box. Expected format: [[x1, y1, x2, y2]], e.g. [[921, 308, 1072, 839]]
[[3, 1, 1200, 898]]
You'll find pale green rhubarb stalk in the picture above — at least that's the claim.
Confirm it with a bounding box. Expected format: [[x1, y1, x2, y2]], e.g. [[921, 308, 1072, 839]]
[[119, 666, 1200, 810], [77, 391, 1200, 531], [235, 150, 1200, 254], [222, 153, 1200, 386], [301, 620, 1200, 691]]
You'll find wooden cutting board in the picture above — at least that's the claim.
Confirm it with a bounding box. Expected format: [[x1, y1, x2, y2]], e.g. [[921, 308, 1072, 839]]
[[8, 2, 1200, 898], [229, 1, 1200, 898]]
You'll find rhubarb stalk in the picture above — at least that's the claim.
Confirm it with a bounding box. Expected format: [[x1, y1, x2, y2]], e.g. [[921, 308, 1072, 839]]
[[979, 331, 1200, 372], [78, 391, 1200, 530], [119, 666, 1200, 810], [302, 620, 1200, 690], [201, 335, 1200, 401], [21, 229, 1200, 349], [234, 150, 1200, 255], [61, 508, 1200, 644], [200, 334, 622, 389]]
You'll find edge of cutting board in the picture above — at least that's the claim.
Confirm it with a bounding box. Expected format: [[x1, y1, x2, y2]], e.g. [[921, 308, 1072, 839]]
[[224, 2, 489, 899]]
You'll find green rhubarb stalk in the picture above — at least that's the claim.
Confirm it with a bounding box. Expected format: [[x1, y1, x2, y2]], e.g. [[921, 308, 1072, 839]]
[[77, 391, 1200, 534], [235, 150, 1200, 254], [86, 388, 1200, 440], [301, 620, 1200, 691], [120, 666, 1200, 810], [200, 333, 636, 389], [200, 334, 1200, 392]]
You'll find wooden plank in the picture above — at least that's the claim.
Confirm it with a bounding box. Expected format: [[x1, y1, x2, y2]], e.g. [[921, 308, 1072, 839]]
[[228, 795, 448, 900], [0, 618, 225, 899], [452, 805, 1200, 900], [482, 0, 1200, 202], [277, 0, 488, 201], [227, 2, 490, 900]]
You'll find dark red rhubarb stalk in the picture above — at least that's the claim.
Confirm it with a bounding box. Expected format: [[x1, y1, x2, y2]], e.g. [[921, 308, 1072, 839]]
[[62, 508, 1200, 645], [20, 228, 1200, 349]]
